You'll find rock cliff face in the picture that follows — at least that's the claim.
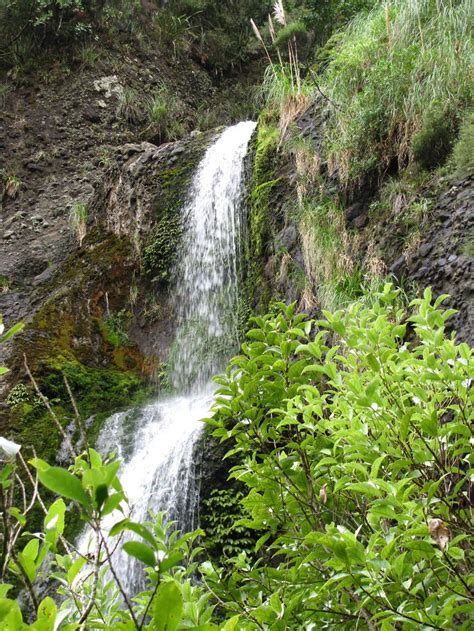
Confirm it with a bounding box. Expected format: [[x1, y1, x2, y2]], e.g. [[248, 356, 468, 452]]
[[386, 177, 474, 345], [0, 34, 229, 448], [243, 106, 473, 344], [0, 129, 216, 458]]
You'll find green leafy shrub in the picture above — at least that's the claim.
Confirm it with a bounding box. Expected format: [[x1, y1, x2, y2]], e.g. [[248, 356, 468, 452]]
[[205, 285, 473, 628], [0, 286, 472, 628], [0, 445, 214, 629]]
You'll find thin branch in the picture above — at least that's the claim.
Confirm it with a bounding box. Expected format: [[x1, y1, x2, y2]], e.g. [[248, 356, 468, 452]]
[[78, 529, 102, 626], [63, 375, 90, 455], [24, 354, 77, 460], [98, 529, 139, 628]]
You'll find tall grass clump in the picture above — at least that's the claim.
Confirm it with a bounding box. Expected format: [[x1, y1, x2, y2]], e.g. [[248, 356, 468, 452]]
[[145, 86, 185, 142], [69, 201, 88, 247], [252, 1, 314, 137], [452, 109, 474, 178], [299, 199, 359, 310], [320, 0, 472, 184], [258, 64, 314, 137]]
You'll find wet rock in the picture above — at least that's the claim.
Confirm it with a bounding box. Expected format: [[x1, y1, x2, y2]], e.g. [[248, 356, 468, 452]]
[[84, 107, 101, 123], [354, 213, 369, 229], [24, 162, 44, 172], [345, 202, 364, 221], [33, 265, 57, 286]]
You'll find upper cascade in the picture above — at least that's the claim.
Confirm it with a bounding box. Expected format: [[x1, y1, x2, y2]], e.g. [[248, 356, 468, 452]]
[[170, 120, 257, 391]]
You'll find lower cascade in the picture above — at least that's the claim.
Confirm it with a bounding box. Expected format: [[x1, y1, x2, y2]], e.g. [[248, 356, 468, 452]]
[[80, 121, 256, 593]]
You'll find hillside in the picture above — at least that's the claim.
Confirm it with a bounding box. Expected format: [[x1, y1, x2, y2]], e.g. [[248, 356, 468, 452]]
[[0, 1, 472, 628]]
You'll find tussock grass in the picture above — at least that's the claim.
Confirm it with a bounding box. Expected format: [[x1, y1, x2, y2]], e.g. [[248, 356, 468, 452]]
[[320, 0, 472, 184], [69, 201, 88, 247], [116, 88, 142, 125], [258, 65, 313, 137], [299, 199, 356, 310], [145, 86, 185, 142]]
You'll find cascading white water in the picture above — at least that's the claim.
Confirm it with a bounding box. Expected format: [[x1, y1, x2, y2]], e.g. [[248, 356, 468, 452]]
[[80, 121, 256, 593], [170, 121, 257, 391]]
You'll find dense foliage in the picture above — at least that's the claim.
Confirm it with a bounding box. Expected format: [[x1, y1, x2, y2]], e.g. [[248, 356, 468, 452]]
[[1, 285, 472, 628], [257, 0, 472, 185]]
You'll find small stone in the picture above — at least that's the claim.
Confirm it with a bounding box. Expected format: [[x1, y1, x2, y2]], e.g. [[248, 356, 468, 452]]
[[345, 202, 364, 221], [390, 255, 406, 277], [25, 162, 44, 172], [418, 242, 433, 257], [414, 266, 428, 279], [448, 254, 457, 263], [354, 214, 369, 229]]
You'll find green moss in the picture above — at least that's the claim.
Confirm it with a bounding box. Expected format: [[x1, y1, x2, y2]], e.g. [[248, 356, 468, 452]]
[[141, 162, 199, 281], [99, 310, 130, 348], [242, 121, 282, 317], [142, 212, 182, 281]]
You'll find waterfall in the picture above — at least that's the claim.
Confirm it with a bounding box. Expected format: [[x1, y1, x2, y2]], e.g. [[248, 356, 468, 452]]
[[170, 121, 256, 391], [80, 121, 256, 593]]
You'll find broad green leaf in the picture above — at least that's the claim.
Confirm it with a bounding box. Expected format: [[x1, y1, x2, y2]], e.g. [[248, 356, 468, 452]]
[[122, 541, 156, 566], [35, 596, 57, 629], [222, 616, 241, 631], [45, 498, 66, 535], [111, 519, 156, 548], [159, 552, 183, 573], [0, 598, 23, 629], [67, 556, 87, 585], [0, 322, 24, 343], [36, 464, 89, 507], [153, 581, 183, 631]]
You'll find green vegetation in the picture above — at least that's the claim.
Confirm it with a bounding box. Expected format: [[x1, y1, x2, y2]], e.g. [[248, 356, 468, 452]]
[[200, 488, 257, 561], [69, 201, 88, 247], [319, 0, 472, 184], [116, 88, 142, 125], [204, 285, 473, 628], [1, 173, 21, 199], [100, 310, 130, 348], [0, 275, 10, 293], [145, 86, 186, 142], [1, 286, 472, 628], [0, 0, 142, 69], [1, 0, 472, 628], [452, 109, 474, 178]]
